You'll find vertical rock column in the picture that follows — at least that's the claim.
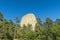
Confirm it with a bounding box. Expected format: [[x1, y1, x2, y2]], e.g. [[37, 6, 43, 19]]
[[20, 13, 37, 31]]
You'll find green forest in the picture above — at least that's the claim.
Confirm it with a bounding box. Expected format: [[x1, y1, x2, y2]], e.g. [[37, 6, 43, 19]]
[[0, 12, 60, 40]]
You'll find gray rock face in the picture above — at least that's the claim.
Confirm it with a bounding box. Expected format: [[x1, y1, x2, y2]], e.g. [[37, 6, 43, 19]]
[[20, 13, 37, 31]]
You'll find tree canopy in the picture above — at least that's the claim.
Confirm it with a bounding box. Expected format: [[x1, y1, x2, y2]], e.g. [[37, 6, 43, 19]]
[[0, 12, 60, 40]]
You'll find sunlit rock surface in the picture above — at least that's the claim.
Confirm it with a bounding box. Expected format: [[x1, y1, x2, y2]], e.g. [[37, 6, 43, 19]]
[[20, 13, 37, 31]]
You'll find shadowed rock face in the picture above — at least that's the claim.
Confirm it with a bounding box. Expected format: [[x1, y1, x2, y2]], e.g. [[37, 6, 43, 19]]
[[20, 13, 37, 31]]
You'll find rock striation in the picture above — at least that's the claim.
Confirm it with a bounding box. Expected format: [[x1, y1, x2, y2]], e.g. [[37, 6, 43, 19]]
[[20, 13, 37, 31]]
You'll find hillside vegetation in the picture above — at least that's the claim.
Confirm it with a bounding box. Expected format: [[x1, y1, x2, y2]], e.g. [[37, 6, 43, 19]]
[[0, 12, 60, 40]]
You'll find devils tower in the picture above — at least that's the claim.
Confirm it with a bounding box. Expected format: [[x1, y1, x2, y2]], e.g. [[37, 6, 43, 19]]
[[20, 13, 37, 31]]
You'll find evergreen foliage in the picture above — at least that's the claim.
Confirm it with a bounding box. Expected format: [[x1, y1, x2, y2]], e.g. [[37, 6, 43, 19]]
[[0, 12, 60, 40]]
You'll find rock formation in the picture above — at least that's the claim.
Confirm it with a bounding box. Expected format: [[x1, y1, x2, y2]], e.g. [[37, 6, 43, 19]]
[[20, 13, 37, 31]]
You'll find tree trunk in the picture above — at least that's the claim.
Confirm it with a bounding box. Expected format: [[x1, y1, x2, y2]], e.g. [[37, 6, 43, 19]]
[[13, 27, 18, 40]]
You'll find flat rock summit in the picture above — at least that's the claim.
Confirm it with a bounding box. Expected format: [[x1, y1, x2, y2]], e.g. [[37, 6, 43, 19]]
[[20, 13, 37, 31]]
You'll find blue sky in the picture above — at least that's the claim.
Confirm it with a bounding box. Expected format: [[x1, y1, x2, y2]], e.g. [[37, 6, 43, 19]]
[[0, 0, 60, 22]]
